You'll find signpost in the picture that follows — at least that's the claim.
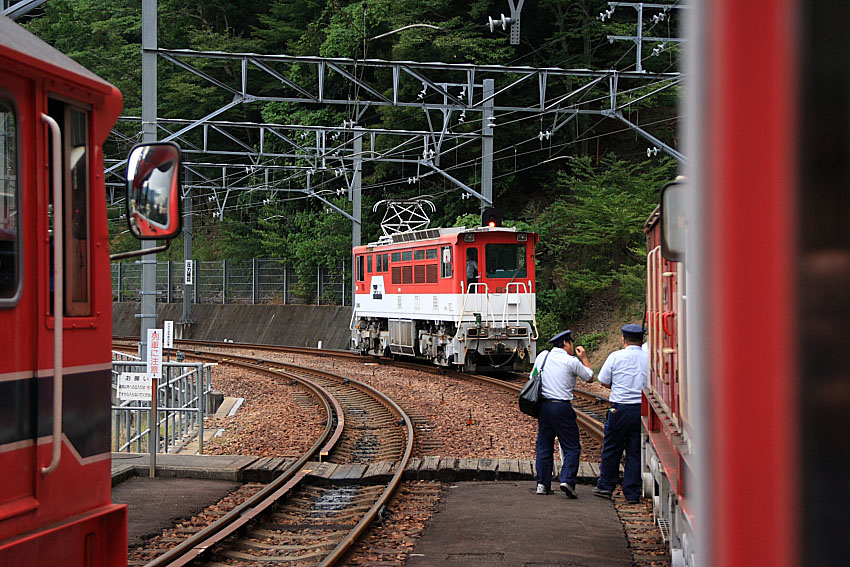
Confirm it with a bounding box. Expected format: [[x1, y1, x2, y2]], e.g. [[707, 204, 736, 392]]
[[184, 259, 194, 286], [146, 328, 163, 477]]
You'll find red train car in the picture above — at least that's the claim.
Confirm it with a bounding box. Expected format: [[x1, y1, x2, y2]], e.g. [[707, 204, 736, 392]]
[[351, 226, 538, 371], [0, 16, 180, 565]]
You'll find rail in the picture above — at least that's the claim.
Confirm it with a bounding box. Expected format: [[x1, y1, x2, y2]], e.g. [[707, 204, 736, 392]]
[[142, 349, 413, 567]]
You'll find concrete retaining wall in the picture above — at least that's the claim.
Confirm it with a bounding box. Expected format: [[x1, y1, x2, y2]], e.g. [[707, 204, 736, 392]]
[[112, 303, 353, 350]]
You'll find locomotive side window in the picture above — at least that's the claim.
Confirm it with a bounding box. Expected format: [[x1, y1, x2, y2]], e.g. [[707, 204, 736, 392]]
[[440, 246, 452, 278], [356, 255, 364, 282], [367, 255, 372, 274], [401, 251, 412, 261], [485, 243, 527, 279], [426, 248, 437, 260], [47, 99, 92, 316], [66, 106, 89, 315], [0, 96, 19, 303], [391, 252, 400, 262], [414, 249, 424, 260]]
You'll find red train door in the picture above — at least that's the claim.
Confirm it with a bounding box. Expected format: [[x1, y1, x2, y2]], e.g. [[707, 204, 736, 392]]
[[0, 70, 38, 519]]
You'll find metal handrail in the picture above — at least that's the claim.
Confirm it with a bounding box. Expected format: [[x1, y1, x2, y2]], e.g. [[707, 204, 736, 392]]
[[41, 113, 63, 476]]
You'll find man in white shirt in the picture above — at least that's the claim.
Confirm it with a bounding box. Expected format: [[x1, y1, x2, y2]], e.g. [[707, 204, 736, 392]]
[[531, 330, 594, 497], [592, 324, 648, 504]]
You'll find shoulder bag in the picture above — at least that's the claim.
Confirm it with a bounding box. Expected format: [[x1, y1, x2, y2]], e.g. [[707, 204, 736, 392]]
[[518, 351, 550, 418]]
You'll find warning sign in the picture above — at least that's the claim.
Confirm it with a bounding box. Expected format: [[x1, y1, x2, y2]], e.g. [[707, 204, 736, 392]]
[[147, 328, 163, 379], [118, 372, 152, 401]]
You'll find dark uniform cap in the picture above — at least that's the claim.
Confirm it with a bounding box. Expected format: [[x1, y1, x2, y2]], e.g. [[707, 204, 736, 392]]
[[548, 330, 573, 344], [621, 323, 645, 339]]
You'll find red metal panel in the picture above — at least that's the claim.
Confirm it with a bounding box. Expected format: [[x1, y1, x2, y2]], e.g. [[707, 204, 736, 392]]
[[707, 1, 797, 565]]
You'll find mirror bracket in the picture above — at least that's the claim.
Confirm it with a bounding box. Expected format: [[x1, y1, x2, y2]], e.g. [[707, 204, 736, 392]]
[[110, 239, 172, 261]]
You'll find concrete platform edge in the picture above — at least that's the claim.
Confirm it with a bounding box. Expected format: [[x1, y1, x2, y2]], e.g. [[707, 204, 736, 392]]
[[113, 454, 603, 486]]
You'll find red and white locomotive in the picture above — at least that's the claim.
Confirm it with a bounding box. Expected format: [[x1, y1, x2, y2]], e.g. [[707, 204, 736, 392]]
[[1, 16, 181, 565], [351, 223, 538, 372]]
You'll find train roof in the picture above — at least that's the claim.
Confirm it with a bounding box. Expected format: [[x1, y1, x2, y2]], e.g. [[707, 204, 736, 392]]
[[645, 205, 661, 232], [359, 226, 534, 249], [0, 15, 123, 142], [0, 15, 118, 94]]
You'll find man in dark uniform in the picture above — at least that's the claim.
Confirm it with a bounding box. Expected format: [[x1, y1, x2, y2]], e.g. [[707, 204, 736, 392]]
[[530, 330, 594, 497], [593, 323, 648, 504]]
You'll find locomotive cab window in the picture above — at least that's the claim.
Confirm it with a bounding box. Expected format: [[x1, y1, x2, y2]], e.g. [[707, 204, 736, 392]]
[[485, 243, 527, 279], [356, 255, 364, 282], [0, 96, 20, 304], [440, 246, 452, 278], [47, 98, 91, 317]]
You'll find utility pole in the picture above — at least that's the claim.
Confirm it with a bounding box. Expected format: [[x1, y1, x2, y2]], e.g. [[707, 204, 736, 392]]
[[481, 79, 495, 211], [139, 0, 157, 358], [351, 128, 362, 307], [179, 168, 193, 329]]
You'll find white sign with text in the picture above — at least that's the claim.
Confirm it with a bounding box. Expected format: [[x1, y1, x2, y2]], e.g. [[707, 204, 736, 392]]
[[117, 372, 152, 401], [163, 320, 174, 349]]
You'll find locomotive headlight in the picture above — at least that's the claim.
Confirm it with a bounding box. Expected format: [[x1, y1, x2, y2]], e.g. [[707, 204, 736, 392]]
[[517, 233, 528, 242], [463, 233, 476, 242]]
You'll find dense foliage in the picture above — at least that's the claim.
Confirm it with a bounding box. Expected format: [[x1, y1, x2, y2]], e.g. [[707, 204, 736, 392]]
[[21, 0, 682, 337]]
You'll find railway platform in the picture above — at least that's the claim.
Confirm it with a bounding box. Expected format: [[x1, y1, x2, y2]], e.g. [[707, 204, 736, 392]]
[[406, 481, 631, 567]]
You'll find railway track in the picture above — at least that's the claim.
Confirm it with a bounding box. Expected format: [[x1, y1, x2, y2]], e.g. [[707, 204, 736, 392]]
[[114, 337, 606, 441], [113, 347, 414, 567]]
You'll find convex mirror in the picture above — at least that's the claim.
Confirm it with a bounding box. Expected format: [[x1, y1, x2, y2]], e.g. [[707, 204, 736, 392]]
[[660, 179, 687, 262], [125, 142, 182, 239]]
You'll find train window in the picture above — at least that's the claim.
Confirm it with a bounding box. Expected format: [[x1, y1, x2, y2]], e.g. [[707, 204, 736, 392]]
[[426, 264, 438, 283], [402, 265, 412, 284], [0, 97, 20, 303], [66, 106, 90, 315], [441, 246, 452, 278], [356, 255, 364, 281], [485, 243, 527, 279], [47, 100, 91, 316], [402, 251, 412, 261], [381, 253, 388, 271], [414, 265, 425, 283], [367, 255, 372, 274], [391, 252, 400, 263], [414, 249, 425, 260], [426, 248, 437, 260]]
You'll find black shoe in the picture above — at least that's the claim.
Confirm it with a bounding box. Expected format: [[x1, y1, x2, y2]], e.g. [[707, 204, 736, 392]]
[[592, 486, 613, 499], [560, 483, 578, 499]]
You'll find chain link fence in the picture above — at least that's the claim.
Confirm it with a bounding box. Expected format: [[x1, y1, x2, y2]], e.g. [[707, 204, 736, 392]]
[[112, 259, 349, 305]]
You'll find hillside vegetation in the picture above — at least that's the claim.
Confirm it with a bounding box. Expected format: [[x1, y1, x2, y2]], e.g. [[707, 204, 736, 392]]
[[22, 0, 682, 349]]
